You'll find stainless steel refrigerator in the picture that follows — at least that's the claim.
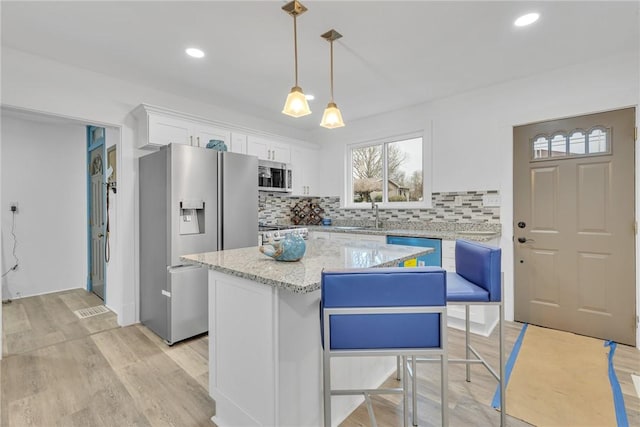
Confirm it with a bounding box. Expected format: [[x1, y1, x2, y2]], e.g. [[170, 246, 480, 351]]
[[139, 143, 258, 345]]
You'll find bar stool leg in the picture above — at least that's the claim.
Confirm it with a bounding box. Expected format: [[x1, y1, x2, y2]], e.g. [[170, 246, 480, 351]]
[[403, 356, 409, 427], [499, 302, 506, 427], [323, 349, 331, 427], [465, 305, 471, 382], [412, 356, 418, 426], [397, 355, 402, 380]]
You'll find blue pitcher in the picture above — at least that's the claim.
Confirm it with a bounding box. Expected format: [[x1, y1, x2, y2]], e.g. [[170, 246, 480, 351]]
[[259, 233, 306, 262]]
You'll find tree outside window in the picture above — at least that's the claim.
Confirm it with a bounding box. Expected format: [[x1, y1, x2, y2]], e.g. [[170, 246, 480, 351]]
[[350, 136, 423, 205]]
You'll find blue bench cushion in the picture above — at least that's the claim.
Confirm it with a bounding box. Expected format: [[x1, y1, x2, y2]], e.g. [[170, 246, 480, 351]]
[[321, 267, 446, 350], [454, 240, 501, 302], [446, 271, 489, 302]]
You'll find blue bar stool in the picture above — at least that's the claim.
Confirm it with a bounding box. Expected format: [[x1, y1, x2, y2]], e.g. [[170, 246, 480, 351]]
[[408, 239, 504, 426], [321, 267, 448, 427]]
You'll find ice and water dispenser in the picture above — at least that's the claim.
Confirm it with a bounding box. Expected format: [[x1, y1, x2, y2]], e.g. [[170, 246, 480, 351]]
[[179, 200, 205, 235]]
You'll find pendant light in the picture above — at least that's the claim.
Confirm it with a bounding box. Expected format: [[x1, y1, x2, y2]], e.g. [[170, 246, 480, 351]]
[[320, 29, 345, 129], [282, 1, 311, 118]]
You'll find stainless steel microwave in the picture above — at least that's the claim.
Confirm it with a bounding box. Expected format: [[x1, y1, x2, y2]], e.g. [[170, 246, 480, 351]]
[[258, 159, 292, 193]]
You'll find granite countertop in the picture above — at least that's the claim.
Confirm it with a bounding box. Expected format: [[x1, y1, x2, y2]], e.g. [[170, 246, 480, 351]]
[[306, 225, 500, 242], [181, 239, 434, 294]]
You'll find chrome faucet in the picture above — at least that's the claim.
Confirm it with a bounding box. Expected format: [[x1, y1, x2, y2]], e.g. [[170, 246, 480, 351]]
[[371, 201, 381, 229]]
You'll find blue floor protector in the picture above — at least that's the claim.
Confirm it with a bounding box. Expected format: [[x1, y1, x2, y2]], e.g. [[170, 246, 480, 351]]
[[605, 340, 629, 427], [491, 323, 528, 410]]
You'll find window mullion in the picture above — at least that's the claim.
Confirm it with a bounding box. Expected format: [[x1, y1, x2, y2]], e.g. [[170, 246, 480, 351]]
[[382, 142, 388, 203]]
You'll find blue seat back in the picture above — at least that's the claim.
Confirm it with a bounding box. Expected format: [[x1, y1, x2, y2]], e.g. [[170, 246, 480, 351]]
[[321, 267, 446, 350], [454, 240, 501, 302]]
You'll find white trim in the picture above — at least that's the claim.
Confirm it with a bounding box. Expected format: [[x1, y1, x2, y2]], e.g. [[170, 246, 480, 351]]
[[133, 103, 319, 150]]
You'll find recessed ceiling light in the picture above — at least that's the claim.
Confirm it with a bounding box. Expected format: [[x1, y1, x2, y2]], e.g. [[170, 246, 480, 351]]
[[514, 13, 540, 27], [186, 48, 205, 58], [305, 94, 315, 101]]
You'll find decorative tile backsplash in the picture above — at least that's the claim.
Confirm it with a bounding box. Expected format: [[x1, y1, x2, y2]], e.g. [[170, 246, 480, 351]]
[[259, 190, 500, 229]]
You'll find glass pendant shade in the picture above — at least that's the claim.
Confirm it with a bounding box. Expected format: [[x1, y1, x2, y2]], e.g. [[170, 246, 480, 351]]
[[282, 86, 311, 117], [320, 102, 345, 129]]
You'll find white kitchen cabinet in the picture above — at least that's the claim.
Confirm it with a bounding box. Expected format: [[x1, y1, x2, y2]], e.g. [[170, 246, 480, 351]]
[[248, 136, 291, 163], [230, 133, 248, 154], [193, 123, 230, 148], [133, 104, 231, 150], [441, 240, 456, 272], [146, 113, 192, 147], [291, 146, 320, 196]]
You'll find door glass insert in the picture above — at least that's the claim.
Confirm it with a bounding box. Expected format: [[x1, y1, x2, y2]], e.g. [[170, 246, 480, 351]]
[[588, 128, 608, 154], [569, 131, 586, 155], [550, 134, 567, 157], [533, 136, 549, 159]]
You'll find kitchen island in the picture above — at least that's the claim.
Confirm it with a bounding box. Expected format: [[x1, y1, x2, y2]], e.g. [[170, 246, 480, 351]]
[[182, 238, 434, 427]]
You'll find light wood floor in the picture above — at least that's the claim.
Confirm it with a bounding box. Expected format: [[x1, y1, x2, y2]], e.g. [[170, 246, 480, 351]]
[[2, 290, 639, 426]]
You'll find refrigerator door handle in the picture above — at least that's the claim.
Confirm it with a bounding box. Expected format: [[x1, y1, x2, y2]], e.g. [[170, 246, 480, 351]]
[[217, 153, 223, 250], [167, 264, 202, 273]]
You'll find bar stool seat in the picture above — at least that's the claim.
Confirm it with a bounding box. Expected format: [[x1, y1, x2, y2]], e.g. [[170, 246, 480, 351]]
[[445, 273, 490, 302]]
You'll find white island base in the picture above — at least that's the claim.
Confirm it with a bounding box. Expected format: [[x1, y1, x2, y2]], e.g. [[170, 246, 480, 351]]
[[208, 270, 397, 427]]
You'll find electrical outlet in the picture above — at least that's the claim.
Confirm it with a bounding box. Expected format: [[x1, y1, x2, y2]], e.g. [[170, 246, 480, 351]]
[[483, 194, 501, 207], [9, 202, 18, 212]]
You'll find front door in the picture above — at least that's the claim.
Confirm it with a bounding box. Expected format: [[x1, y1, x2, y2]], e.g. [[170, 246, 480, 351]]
[[88, 126, 106, 300], [513, 108, 636, 346]]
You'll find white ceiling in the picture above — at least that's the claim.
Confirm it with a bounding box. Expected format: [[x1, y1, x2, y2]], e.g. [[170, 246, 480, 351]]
[[2, 1, 638, 132]]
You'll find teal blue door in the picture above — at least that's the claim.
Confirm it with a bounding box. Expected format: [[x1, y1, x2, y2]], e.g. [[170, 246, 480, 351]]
[[87, 126, 106, 300]]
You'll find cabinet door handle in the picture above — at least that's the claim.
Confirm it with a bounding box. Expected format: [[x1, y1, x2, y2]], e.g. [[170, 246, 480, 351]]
[[197, 136, 200, 147], [190, 136, 193, 146]]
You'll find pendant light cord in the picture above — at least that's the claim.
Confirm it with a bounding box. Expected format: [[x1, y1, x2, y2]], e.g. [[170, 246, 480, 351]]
[[293, 15, 299, 86], [329, 40, 334, 102]]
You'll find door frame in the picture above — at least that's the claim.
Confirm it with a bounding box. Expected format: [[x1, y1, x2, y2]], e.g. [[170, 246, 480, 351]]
[[87, 125, 107, 300], [511, 106, 638, 346]]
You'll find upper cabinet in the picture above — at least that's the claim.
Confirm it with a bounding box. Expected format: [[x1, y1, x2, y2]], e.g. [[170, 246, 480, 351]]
[[134, 104, 230, 150], [247, 136, 291, 163], [291, 146, 320, 196], [193, 123, 231, 149], [230, 133, 248, 155]]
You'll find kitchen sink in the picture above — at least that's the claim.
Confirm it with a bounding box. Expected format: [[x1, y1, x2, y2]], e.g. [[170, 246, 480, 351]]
[[332, 226, 365, 230]]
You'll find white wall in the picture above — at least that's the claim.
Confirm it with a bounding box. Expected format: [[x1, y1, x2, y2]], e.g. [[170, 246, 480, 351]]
[[1, 114, 87, 298], [313, 51, 640, 342], [0, 47, 309, 326]]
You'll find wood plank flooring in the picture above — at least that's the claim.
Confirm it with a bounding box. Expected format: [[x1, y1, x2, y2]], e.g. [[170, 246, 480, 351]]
[[2, 290, 639, 426]]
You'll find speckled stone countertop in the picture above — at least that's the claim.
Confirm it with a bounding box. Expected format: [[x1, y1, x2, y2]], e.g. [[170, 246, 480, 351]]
[[181, 239, 434, 294], [307, 226, 500, 242]]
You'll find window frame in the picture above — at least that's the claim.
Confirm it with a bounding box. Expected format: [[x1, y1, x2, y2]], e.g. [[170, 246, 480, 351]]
[[344, 131, 431, 209]]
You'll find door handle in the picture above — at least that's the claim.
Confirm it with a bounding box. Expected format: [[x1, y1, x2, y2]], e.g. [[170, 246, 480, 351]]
[[98, 233, 104, 238], [517, 237, 534, 243]]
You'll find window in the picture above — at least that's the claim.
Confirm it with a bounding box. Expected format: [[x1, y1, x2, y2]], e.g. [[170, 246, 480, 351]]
[[531, 127, 610, 161], [348, 135, 425, 206]]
